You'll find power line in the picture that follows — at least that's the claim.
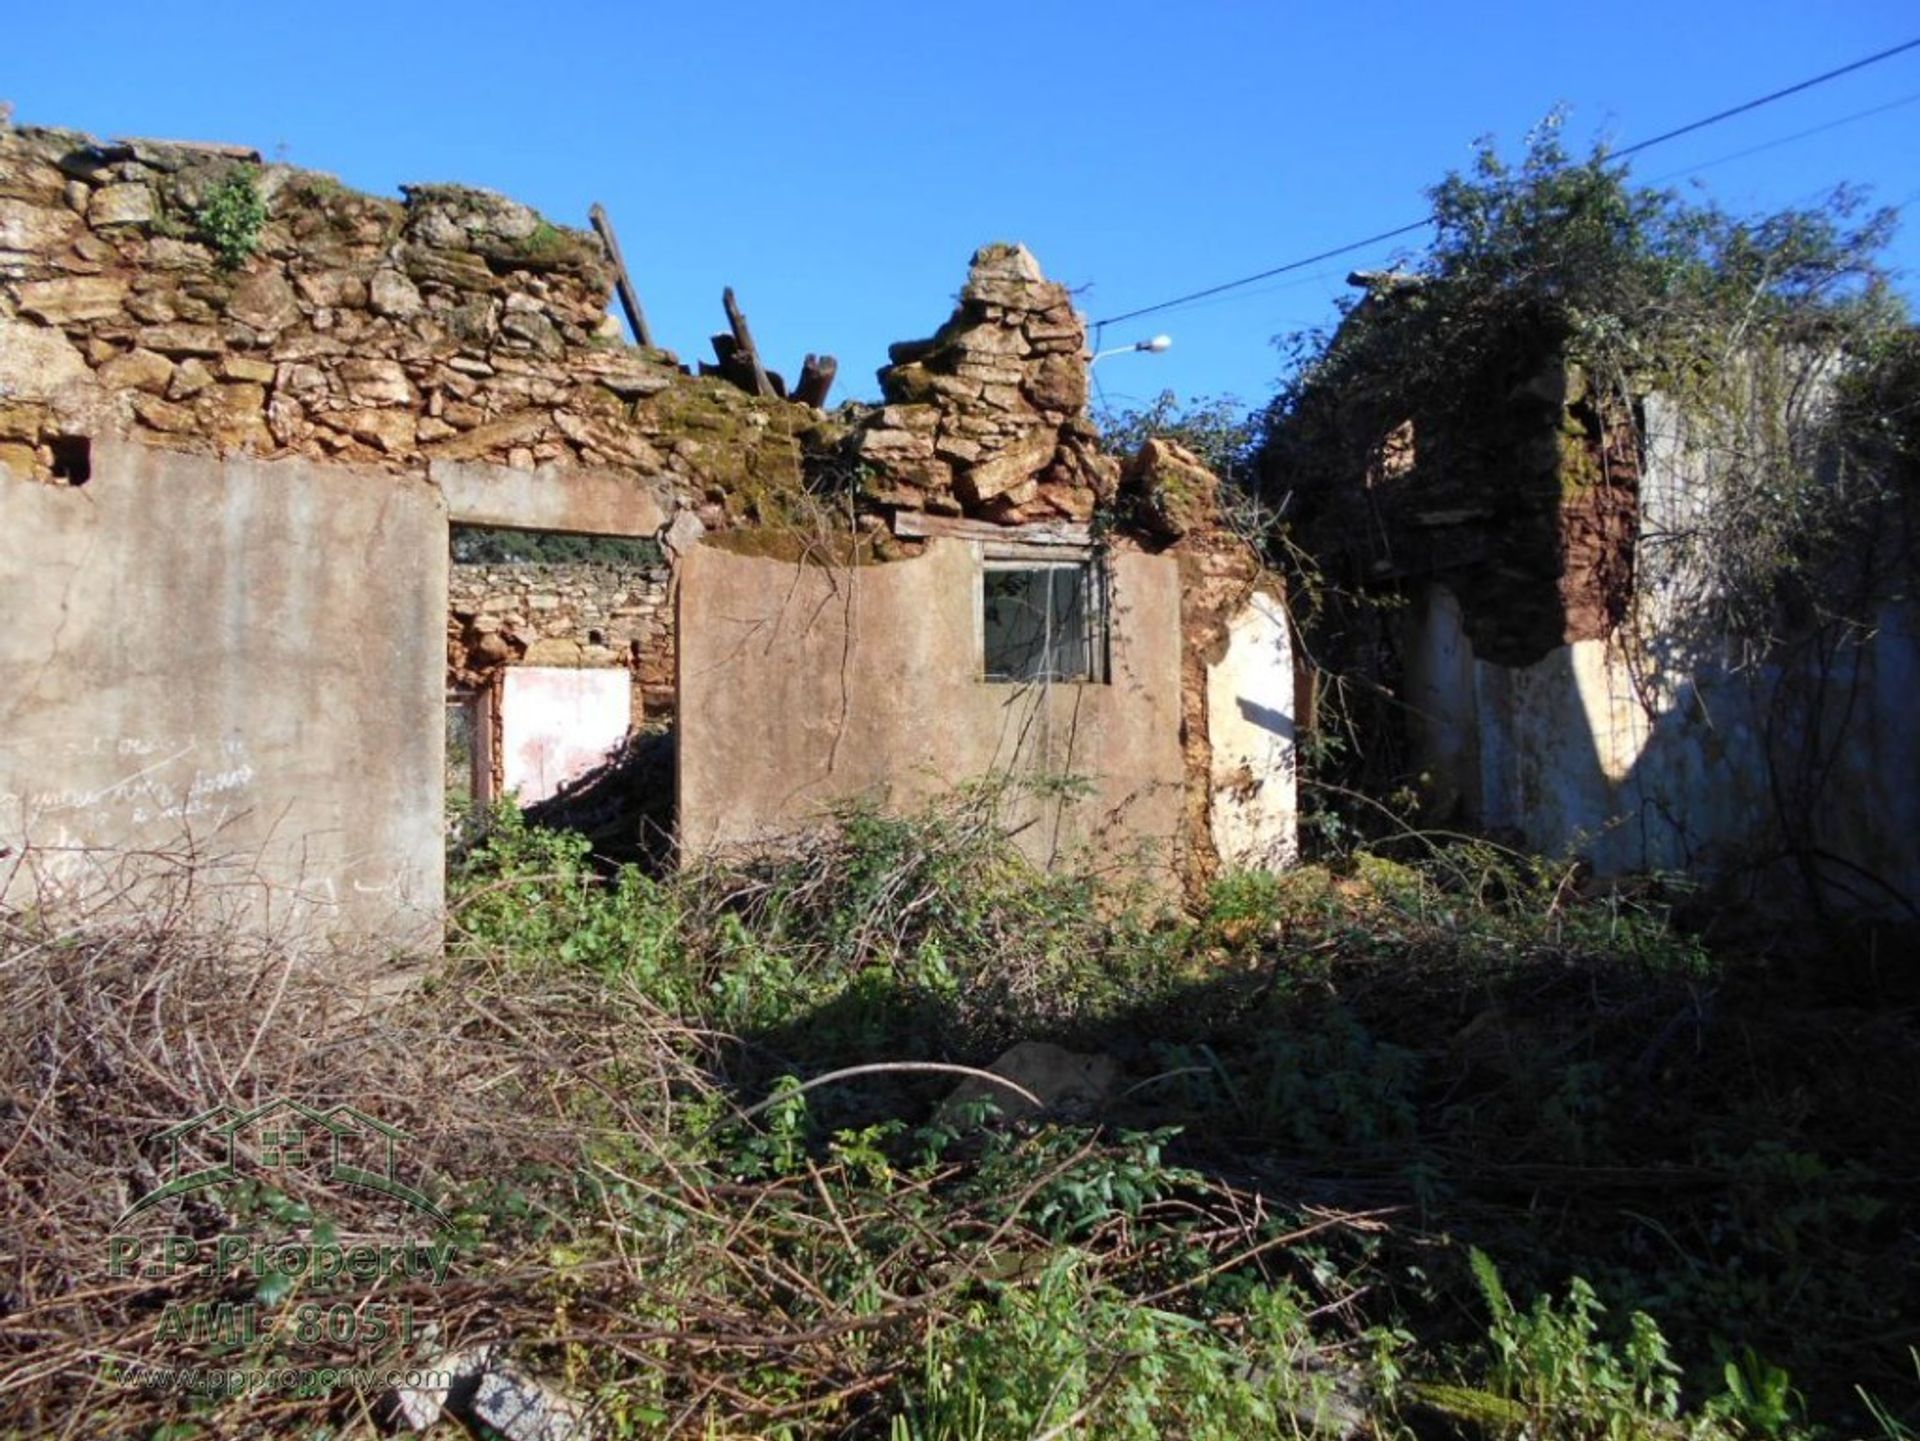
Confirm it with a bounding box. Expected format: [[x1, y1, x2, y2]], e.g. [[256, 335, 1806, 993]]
[[1092, 34, 1920, 332]]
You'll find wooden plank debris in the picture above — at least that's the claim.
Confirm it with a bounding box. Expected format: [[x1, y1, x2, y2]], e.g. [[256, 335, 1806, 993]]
[[793, 353, 838, 408], [588, 203, 655, 349], [892, 511, 1093, 548]]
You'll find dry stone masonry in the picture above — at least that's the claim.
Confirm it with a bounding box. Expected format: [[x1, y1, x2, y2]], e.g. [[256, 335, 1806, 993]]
[[850, 242, 1118, 524], [0, 126, 836, 520]]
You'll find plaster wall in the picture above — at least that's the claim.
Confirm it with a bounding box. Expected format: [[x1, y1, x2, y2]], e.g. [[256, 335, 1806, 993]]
[[1205, 592, 1299, 869], [500, 666, 631, 804], [676, 541, 1186, 886], [0, 442, 446, 945], [1405, 582, 1920, 914]]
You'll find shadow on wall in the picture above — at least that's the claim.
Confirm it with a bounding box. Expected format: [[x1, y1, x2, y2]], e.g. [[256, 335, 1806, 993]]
[[520, 728, 676, 874], [1406, 582, 1920, 923]]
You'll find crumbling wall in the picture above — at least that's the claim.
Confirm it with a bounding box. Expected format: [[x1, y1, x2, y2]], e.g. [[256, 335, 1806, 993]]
[[848, 243, 1116, 523], [447, 559, 675, 721], [0, 126, 837, 514]]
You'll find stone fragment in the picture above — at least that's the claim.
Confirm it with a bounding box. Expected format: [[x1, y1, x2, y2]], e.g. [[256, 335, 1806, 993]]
[[96, 347, 174, 393], [424, 409, 548, 462], [0, 442, 38, 480], [0, 197, 79, 268], [338, 357, 415, 407], [137, 322, 224, 357], [220, 355, 276, 384], [0, 318, 91, 400], [18, 274, 127, 323], [146, 236, 213, 269], [1123, 437, 1220, 540], [130, 393, 198, 433], [1025, 353, 1087, 415], [295, 268, 367, 309], [330, 406, 416, 453], [500, 307, 563, 357], [943, 1042, 1120, 1124], [661, 508, 706, 558], [87, 182, 154, 227], [957, 428, 1057, 504], [167, 358, 215, 399], [469, 1368, 590, 1441], [855, 427, 935, 462], [877, 404, 939, 434], [226, 269, 301, 334], [370, 267, 424, 317]]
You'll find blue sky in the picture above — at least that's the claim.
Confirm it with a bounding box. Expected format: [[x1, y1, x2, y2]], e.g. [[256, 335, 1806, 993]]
[[6, 3, 1916, 419]]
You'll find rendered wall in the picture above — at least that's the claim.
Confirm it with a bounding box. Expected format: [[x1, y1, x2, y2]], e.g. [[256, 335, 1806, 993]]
[[1406, 583, 1920, 915], [1205, 592, 1298, 870], [0, 442, 446, 944], [1402, 387, 1920, 915], [677, 541, 1187, 886]]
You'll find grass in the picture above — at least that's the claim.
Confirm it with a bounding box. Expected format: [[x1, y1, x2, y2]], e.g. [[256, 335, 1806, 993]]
[[1, 792, 1914, 1438]]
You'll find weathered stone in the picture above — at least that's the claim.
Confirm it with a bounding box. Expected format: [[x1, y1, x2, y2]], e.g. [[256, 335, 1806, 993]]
[[424, 409, 549, 461], [370, 266, 423, 318], [0, 318, 91, 400], [878, 404, 939, 434], [402, 243, 497, 292], [967, 241, 1044, 283], [954, 322, 1029, 358], [295, 268, 367, 309], [226, 269, 301, 334], [206, 383, 271, 449], [220, 355, 277, 384], [96, 347, 175, 393], [87, 182, 154, 227], [130, 392, 198, 433], [167, 358, 216, 400], [957, 428, 1057, 504], [137, 322, 224, 357], [500, 307, 563, 357], [328, 406, 415, 453], [943, 1042, 1120, 1124], [0, 441, 38, 480], [1025, 354, 1087, 415], [18, 274, 128, 324], [337, 358, 415, 408], [662, 507, 706, 558], [1124, 437, 1219, 540], [468, 1367, 590, 1441], [146, 236, 214, 269], [934, 432, 983, 464], [855, 427, 935, 462], [0, 197, 79, 267]]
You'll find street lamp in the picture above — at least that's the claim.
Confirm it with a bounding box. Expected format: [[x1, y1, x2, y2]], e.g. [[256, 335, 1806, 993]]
[[1090, 334, 1172, 366]]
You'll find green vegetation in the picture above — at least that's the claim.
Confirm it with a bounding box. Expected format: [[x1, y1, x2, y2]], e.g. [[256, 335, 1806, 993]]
[[1261, 112, 1913, 651], [192, 167, 269, 270], [4, 790, 1916, 1436]]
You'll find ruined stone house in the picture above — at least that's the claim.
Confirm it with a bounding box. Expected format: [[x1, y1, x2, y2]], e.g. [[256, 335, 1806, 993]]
[[1270, 273, 1919, 917], [0, 123, 1299, 948]]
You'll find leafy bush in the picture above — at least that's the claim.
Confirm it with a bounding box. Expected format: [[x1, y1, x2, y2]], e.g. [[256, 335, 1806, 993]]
[[193, 167, 269, 269]]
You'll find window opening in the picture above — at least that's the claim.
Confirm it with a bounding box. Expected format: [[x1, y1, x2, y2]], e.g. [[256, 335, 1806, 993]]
[[982, 558, 1107, 684]]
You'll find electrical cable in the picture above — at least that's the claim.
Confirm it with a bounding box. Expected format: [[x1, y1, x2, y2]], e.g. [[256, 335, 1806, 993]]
[[1092, 34, 1920, 332]]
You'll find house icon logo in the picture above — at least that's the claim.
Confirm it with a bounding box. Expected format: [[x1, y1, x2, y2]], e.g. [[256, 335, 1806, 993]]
[[117, 1099, 449, 1228]]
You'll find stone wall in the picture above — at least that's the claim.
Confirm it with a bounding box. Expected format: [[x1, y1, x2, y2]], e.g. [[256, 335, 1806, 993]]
[[0, 126, 837, 519], [848, 243, 1116, 524], [447, 559, 675, 720]]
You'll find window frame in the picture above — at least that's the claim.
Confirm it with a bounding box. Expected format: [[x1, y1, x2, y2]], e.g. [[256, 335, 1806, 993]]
[[976, 547, 1109, 686]]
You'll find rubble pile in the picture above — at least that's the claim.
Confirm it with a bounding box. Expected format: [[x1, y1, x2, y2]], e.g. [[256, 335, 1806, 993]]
[[851, 242, 1117, 524]]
